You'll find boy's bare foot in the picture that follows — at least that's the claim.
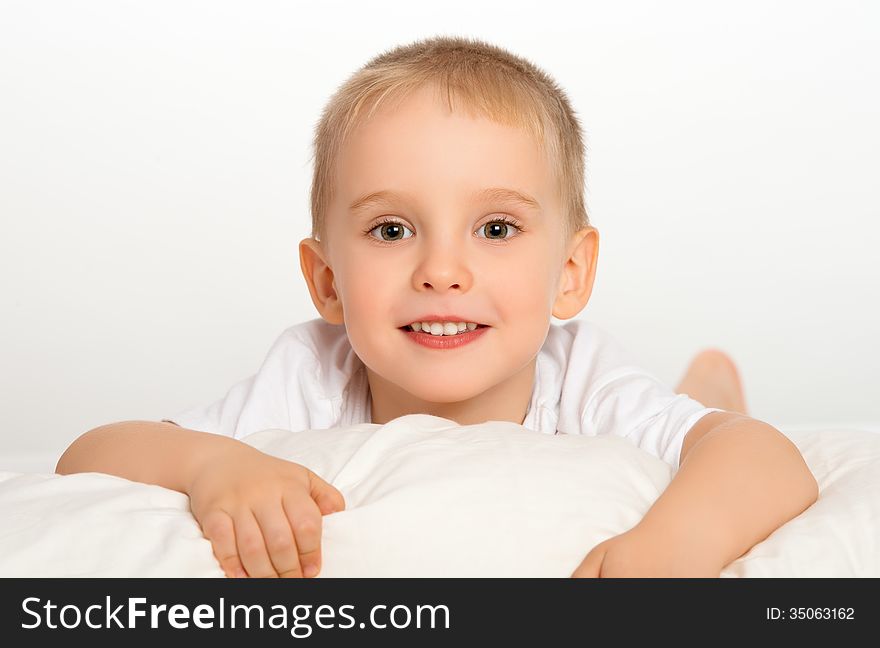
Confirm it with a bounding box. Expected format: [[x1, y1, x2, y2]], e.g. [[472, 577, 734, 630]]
[[674, 349, 749, 415]]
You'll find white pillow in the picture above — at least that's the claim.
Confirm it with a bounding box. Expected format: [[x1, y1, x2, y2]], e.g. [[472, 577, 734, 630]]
[[0, 469, 224, 577], [0, 414, 877, 577]]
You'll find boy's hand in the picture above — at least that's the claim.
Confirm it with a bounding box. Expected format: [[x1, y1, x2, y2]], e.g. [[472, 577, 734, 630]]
[[570, 523, 724, 578], [186, 443, 345, 579]]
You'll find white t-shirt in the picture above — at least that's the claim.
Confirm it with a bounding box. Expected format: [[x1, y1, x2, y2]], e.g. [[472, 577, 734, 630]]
[[163, 318, 725, 471]]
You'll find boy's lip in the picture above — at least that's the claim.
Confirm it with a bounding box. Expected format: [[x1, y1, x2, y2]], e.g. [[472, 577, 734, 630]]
[[399, 314, 490, 327]]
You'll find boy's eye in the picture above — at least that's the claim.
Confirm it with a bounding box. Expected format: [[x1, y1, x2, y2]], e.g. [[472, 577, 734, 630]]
[[364, 217, 524, 244], [366, 220, 414, 243], [476, 220, 521, 241]]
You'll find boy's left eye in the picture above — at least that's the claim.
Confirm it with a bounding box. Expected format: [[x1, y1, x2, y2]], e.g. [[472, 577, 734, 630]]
[[363, 216, 524, 244], [475, 218, 523, 241]]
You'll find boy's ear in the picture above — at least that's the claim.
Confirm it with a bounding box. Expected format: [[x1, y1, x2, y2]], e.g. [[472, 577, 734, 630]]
[[299, 237, 345, 325], [552, 227, 599, 320]]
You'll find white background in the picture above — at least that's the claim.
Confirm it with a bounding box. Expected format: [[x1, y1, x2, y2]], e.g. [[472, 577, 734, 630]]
[[1, 0, 878, 472]]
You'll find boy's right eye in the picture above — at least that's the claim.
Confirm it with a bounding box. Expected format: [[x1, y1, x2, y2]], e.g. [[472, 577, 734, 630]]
[[363, 218, 413, 244]]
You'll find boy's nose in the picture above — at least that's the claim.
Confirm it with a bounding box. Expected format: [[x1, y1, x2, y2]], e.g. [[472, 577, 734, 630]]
[[422, 281, 460, 290], [412, 261, 471, 293]]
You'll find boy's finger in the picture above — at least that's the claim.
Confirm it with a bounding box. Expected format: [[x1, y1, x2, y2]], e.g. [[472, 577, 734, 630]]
[[571, 545, 604, 578], [199, 509, 247, 578], [234, 510, 279, 578], [307, 470, 346, 515], [252, 504, 303, 579], [282, 494, 323, 578]]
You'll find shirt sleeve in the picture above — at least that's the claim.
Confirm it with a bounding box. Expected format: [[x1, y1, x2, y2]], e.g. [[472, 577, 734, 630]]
[[161, 373, 260, 440], [584, 368, 725, 472], [161, 323, 334, 440]]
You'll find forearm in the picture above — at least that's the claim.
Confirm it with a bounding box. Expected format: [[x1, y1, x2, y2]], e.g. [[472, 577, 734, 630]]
[[55, 420, 238, 494], [638, 417, 819, 569]]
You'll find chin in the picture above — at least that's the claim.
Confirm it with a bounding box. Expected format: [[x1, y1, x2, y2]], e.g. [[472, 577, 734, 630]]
[[402, 381, 490, 404]]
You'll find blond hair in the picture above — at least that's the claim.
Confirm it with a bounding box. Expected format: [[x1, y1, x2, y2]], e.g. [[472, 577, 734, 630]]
[[309, 35, 589, 246]]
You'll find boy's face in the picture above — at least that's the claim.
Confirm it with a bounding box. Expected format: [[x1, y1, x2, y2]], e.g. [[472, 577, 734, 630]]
[[301, 85, 597, 419]]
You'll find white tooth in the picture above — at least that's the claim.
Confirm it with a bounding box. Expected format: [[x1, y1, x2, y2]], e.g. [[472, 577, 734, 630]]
[[457, 322, 466, 332], [466, 322, 477, 331], [429, 322, 444, 336], [410, 322, 422, 331], [443, 323, 458, 336], [421, 321, 431, 331]]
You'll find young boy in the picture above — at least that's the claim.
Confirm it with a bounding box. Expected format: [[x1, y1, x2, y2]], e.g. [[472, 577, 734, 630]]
[[56, 36, 818, 579]]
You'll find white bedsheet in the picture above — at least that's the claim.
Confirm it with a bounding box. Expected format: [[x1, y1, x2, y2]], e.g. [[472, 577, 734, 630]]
[[1, 414, 877, 577]]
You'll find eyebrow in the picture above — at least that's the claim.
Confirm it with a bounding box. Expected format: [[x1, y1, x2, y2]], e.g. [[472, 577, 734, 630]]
[[348, 187, 542, 214]]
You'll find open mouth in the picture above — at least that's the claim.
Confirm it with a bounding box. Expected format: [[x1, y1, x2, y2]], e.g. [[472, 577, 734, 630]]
[[398, 324, 490, 333]]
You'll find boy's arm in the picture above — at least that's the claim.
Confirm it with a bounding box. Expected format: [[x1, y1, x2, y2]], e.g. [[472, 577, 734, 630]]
[[56, 420, 240, 494], [573, 411, 820, 576], [649, 411, 818, 566], [58, 420, 345, 579]]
